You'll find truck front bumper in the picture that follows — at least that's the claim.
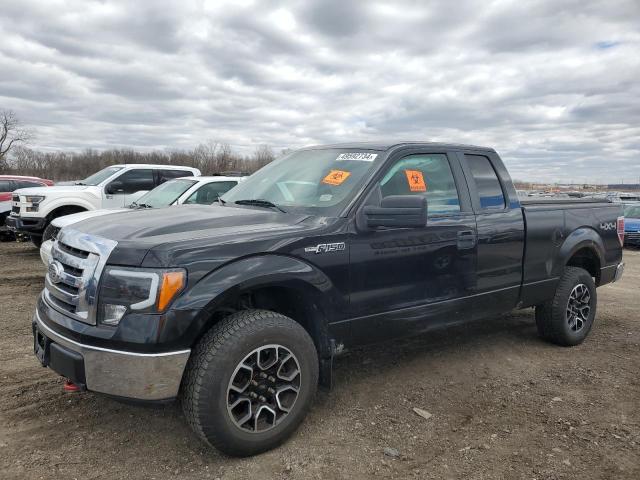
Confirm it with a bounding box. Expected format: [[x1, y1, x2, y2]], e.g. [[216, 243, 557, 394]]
[[33, 309, 191, 401], [5, 214, 47, 234]]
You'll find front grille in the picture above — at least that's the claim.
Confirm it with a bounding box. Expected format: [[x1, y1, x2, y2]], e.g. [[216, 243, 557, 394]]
[[43, 229, 117, 325]]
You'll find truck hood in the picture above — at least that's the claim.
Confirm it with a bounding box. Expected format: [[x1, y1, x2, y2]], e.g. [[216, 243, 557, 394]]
[[52, 208, 125, 228], [68, 204, 315, 267], [625, 218, 640, 232], [15, 185, 92, 196]]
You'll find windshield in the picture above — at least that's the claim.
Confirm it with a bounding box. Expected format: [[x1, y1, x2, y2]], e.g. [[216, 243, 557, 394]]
[[133, 178, 197, 208], [80, 166, 124, 186], [221, 149, 383, 215], [624, 204, 640, 218]]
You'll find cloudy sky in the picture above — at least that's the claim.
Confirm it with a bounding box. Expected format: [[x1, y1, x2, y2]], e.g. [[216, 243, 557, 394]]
[[1, 0, 639, 183]]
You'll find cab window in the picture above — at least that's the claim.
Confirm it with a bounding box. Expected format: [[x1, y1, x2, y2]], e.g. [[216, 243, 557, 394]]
[[465, 154, 506, 210], [380, 154, 461, 215], [185, 181, 238, 205], [111, 169, 155, 194]]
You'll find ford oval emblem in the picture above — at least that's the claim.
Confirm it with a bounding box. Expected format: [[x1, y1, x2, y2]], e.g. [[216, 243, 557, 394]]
[[48, 261, 64, 284]]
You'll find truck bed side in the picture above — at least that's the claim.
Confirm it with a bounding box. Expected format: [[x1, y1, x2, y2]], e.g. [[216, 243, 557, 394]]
[[519, 199, 623, 308]]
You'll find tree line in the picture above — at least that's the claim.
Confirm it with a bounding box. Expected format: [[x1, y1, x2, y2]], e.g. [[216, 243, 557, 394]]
[[0, 109, 277, 181], [1, 142, 276, 181]]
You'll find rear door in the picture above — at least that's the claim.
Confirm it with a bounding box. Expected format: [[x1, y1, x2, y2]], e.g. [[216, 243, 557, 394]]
[[458, 152, 524, 318]]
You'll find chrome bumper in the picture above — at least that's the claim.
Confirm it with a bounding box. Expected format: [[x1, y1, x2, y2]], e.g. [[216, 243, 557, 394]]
[[34, 311, 191, 401], [613, 261, 624, 283]]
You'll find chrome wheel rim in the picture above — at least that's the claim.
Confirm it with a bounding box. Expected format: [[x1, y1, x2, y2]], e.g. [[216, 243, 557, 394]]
[[566, 284, 591, 332], [226, 344, 301, 433]]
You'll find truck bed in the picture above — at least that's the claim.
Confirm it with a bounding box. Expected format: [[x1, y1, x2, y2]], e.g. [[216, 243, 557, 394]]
[[519, 199, 623, 308]]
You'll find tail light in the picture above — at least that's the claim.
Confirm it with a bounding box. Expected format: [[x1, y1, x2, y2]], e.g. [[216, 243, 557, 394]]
[[617, 216, 625, 247]]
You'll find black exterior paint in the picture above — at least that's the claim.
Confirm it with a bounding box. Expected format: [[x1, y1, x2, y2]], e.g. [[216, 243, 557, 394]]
[[36, 142, 624, 360]]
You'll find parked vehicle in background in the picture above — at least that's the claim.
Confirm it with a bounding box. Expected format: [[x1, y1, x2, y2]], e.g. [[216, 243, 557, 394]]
[[0, 201, 13, 241], [39, 176, 245, 265], [0, 175, 54, 202], [6, 164, 201, 247], [31, 142, 624, 457], [623, 203, 640, 247]]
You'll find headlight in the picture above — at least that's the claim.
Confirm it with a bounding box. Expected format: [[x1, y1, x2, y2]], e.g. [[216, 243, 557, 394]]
[[25, 195, 45, 212], [97, 266, 186, 326]]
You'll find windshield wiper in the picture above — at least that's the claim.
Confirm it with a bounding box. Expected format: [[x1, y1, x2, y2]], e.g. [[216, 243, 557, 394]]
[[130, 202, 153, 209], [233, 199, 287, 213]]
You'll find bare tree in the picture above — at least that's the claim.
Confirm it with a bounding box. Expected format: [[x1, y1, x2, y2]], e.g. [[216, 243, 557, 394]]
[[0, 110, 31, 168]]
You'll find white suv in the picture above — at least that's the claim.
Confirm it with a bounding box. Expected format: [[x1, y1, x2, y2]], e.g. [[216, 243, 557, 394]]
[[7, 164, 201, 246]]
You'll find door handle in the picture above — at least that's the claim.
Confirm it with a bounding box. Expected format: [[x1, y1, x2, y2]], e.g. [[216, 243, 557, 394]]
[[457, 230, 476, 249]]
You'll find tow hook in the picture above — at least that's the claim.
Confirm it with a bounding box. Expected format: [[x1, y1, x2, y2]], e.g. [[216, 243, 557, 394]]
[[63, 379, 86, 393]]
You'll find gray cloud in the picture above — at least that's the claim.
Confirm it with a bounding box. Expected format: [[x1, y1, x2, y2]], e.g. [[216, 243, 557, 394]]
[[0, 0, 639, 182]]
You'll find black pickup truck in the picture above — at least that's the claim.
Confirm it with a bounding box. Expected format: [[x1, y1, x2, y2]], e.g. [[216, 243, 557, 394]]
[[33, 142, 624, 456]]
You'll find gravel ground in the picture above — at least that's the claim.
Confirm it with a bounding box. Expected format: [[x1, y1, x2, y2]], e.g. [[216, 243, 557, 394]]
[[0, 240, 638, 479]]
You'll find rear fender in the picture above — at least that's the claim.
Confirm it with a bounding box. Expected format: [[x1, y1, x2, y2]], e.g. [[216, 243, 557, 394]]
[[557, 227, 605, 277]]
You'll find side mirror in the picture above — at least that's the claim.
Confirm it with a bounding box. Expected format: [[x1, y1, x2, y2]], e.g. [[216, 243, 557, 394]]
[[105, 181, 124, 195], [364, 195, 427, 229]]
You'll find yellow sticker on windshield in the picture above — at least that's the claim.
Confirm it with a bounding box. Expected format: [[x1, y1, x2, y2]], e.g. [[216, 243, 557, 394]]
[[405, 170, 427, 192], [322, 170, 351, 186]]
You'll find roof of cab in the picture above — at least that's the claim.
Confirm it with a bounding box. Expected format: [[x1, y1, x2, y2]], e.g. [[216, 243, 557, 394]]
[[302, 141, 495, 152], [108, 164, 200, 170]]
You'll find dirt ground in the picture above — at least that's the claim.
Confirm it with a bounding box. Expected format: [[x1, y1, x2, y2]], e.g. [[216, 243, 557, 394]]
[[0, 241, 638, 480]]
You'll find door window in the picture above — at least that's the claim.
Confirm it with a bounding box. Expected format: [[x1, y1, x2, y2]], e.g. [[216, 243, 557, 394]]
[[465, 155, 506, 210], [111, 169, 154, 194], [184, 181, 238, 205], [0, 181, 12, 192], [380, 154, 461, 215], [14, 180, 43, 189], [158, 169, 194, 184]]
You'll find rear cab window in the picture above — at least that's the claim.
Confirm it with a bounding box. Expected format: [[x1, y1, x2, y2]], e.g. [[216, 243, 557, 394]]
[[157, 169, 194, 184], [464, 154, 506, 210]]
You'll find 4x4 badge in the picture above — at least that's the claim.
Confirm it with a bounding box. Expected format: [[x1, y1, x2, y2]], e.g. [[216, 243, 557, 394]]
[[305, 242, 346, 254]]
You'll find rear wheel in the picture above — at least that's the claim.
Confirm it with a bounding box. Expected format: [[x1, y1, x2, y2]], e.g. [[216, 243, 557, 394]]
[[535, 267, 597, 346], [181, 309, 318, 457]]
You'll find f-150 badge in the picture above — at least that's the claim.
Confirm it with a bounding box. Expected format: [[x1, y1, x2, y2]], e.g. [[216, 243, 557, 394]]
[[305, 242, 346, 254]]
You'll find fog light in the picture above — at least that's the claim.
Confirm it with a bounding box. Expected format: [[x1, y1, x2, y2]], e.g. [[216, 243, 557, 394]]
[[101, 304, 127, 326]]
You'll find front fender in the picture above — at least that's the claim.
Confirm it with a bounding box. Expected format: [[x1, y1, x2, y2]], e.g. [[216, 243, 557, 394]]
[[42, 197, 98, 217], [172, 254, 341, 316]]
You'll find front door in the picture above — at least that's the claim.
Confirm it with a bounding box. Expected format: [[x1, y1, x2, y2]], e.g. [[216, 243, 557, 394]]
[[348, 152, 477, 344], [103, 169, 155, 208]]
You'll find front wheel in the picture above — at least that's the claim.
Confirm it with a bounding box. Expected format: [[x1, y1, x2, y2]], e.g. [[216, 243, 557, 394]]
[[181, 309, 319, 457], [535, 267, 597, 346]]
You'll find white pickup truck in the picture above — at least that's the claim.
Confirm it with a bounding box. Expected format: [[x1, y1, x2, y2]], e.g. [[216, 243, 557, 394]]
[[39, 175, 245, 265], [7, 164, 201, 246]]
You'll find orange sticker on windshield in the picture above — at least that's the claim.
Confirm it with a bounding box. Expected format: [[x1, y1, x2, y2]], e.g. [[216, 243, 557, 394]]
[[322, 170, 351, 186], [405, 170, 427, 192]]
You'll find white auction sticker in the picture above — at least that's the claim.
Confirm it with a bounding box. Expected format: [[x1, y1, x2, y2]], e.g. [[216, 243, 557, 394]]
[[336, 152, 378, 161]]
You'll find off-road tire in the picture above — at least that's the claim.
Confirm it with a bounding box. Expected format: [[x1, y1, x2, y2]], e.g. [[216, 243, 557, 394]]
[[42, 223, 58, 243], [181, 309, 319, 457], [535, 267, 597, 346]]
